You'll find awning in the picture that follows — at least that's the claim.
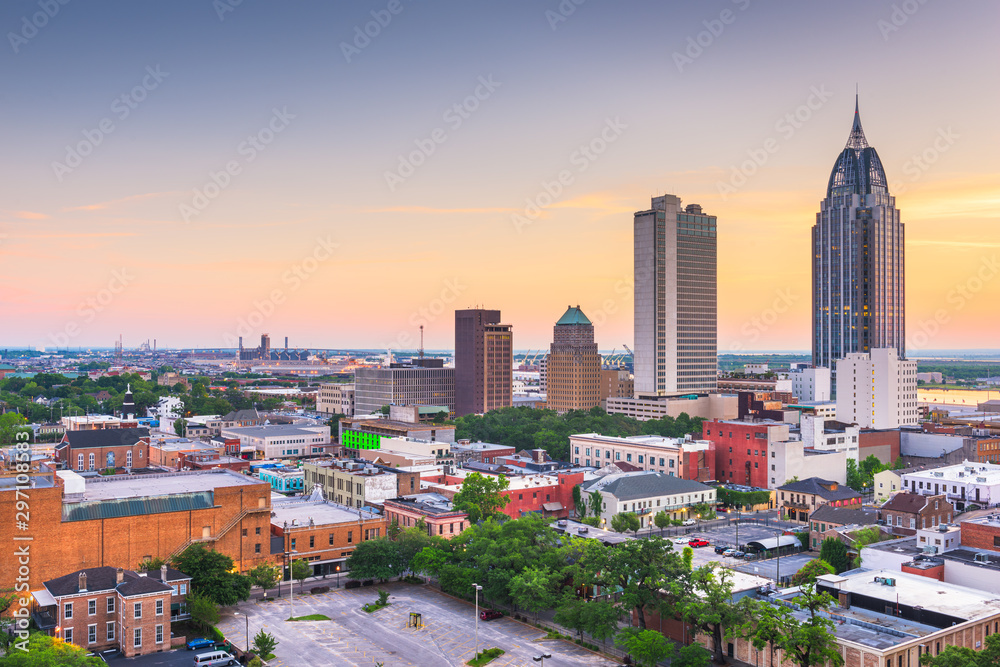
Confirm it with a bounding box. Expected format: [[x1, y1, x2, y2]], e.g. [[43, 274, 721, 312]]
[[746, 535, 799, 551], [542, 502, 564, 512], [32, 589, 56, 606]]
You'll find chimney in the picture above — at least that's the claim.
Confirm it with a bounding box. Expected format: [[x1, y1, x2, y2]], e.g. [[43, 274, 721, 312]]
[[161, 564, 168, 581], [78, 571, 87, 593], [116, 567, 124, 585]]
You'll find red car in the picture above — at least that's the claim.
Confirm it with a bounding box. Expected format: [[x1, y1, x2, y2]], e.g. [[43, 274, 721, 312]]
[[688, 539, 710, 548], [480, 610, 503, 621]]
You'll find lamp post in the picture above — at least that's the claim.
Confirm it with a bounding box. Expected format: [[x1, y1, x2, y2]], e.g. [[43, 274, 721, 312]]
[[243, 613, 250, 653], [473, 583, 483, 662], [335, 563, 341, 589], [533, 653, 552, 665]]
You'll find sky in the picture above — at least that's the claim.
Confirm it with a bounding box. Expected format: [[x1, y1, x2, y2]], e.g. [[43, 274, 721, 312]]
[[0, 0, 997, 354]]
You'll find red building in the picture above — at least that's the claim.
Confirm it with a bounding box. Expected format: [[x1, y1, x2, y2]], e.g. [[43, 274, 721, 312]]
[[702, 420, 790, 488], [426, 470, 584, 520]]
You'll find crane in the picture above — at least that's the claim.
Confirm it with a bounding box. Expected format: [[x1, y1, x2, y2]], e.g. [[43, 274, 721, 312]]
[[622, 343, 634, 358]]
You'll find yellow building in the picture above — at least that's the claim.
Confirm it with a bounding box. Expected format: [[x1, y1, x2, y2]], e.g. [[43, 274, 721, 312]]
[[546, 306, 601, 413]]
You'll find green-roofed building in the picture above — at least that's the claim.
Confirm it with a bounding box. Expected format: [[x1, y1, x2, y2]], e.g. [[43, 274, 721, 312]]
[[547, 305, 601, 413]]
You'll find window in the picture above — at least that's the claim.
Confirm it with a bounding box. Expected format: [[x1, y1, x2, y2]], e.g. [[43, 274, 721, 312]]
[[64, 602, 73, 619], [256, 527, 261, 535], [88, 624, 96, 644], [242, 528, 248, 537], [309, 536, 315, 548], [615, 452, 620, 460], [347, 531, 353, 544], [659, 458, 665, 466], [126, 451, 132, 467], [638, 455, 644, 464], [626, 454, 632, 462], [134, 602, 142, 619], [107, 597, 115, 614], [88, 453, 95, 470], [64, 628, 73, 644], [180, 583, 187, 595], [77, 453, 84, 470], [107, 622, 115, 642], [134, 627, 142, 648], [156, 599, 163, 616], [669, 459, 674, 468], [156, 624, 163, 644], [290, 538, 296, 550], [88, 599, 96, 615], [518, 494, 523, 500]]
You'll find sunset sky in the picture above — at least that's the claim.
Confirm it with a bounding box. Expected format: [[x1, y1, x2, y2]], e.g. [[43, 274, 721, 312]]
[[1, 1, 997, 353]]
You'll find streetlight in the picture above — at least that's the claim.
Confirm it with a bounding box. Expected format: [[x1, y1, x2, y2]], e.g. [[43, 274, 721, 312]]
[[335, 563, 341, 589], [473, 583, 483, 662], [533, 653, 552, 664], [243, 613, 250, 653]]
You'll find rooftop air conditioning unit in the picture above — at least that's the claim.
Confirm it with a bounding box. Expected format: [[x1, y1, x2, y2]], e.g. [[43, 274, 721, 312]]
[[578, 526, 589, 534]]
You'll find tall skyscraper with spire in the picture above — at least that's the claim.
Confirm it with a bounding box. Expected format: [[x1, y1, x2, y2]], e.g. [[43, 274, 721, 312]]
[[812, 97, 904, 370]]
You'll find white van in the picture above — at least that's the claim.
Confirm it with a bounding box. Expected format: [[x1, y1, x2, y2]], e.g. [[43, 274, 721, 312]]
[[192, 650, 237, 666]]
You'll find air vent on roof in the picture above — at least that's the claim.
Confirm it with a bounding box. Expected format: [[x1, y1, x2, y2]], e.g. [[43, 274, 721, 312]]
[[578, 526, 589, 534]]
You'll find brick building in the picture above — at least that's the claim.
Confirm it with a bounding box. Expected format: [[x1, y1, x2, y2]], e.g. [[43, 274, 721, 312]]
[[0, 466, 274, 591], [545, 306, 601, 413], [960, 514, 1000, 551], [384, 493, 470, 539], [32, 565, 188, 658], [55, 428, 151, 472], [879, 492, 953, 536], [857, 429, 901, 464], [425, 469, 584, 520], [301, 459, 420, 509], [777, 477, 862, 523], [702, 420, 791, 488], [807, 504, 879, 550]]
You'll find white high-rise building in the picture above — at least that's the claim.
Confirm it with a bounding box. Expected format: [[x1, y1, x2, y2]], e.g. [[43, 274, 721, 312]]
[[633, 194, 717, 396], [789, 366, 831, 402], [836, 348, 918, 429]]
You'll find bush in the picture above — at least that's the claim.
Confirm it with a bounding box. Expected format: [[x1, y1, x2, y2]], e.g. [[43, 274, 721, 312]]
[[310, 585, 330, 594]]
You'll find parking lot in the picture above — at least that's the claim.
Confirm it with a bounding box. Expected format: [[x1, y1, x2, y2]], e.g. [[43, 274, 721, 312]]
[[666, 522, 815, 582], [734, 553, 816, 584], [212, 582, 617, 667]]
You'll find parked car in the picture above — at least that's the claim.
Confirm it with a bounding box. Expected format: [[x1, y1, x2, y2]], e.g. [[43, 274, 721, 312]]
[[688, 539, 710, 548], [733, 551, 746, 558], [714, 545, 727, 555], [682, 519, 697, 526], [480, 610, 503, 621], [187, 638, 215, 651], [744, 552, 755, 560], [723, 549, 735, 557]]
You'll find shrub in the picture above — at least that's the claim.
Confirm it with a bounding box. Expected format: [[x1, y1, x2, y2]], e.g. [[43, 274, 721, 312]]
[[310, 585, 330, 594]]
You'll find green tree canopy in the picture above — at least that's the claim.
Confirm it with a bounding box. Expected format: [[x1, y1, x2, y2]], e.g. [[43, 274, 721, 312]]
[[451, 472, 510, 524], [171, 545, 251, 607], [920, 633, 1000, 667], [1, 633, 103, 666], [247, 564, 281, 597], [790, 559, 835, 586], [345, 538, 407, 582], [615, 627, 674, 667], [818, 538, 851, 574], [675, 566, 750, 665], [611, 512, 640, 535]]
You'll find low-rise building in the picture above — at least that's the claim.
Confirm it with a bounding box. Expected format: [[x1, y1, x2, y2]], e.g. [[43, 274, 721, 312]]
[[301, 459, 417, 509], [788, 366, 831, 403], [32, 565, 189, 658], [148, 437, 224, 470], [339, 417, 456, 452], [270, 497, 386, 577], [703, 420, 790, 488], [317, 383, 355, 417], [808, 505, 879, 550], [569, 433, 685, 476], [874, 468, 903, 502], [777, 477, 862, 522], [450, 441, 516, 465], [799, 416, 860, 462], [580, 471, 716, 528], [258, 466, 304, 493], [384, 493, 469, 539], [768, 439, 847, 489], [424, 468, 583, 520], [221, 424, 332, 459], [604, 393, 737, 422], [880, 492, 953, 536], [55, 427, 151, 472], [901, 460, 1000, 510]]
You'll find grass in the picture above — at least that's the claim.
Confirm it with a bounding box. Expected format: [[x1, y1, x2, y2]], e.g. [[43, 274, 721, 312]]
[[287, 614, 331, 621], [362, 601, 390, 613], [468, 647, 504, 666]]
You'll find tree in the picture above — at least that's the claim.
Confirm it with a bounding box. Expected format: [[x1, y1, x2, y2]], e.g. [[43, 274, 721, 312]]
[[188, 592, 220, 632], [345, 538, 405, 581], [682, 546, 694, 572], [892, 456, 906, 470], [615, 627, 674, 667], [818, 538, 850, 574], [1, 633, 103, 666], [252, 629, 278, 658], [611, 512, 640, 534], [673, 644, 713, 667], [451, 472, 510, 524], [137, 557, 166, 572], [172, 545, 251, 607], [248, 564, 281, 598], [845, 459, 864, 492], [581, 599, 623, 646], [0, 412, 32, 445], [654, 511, 670, 536], [291, 558, 312, 593], [573, 484, 586, 518], [509, 565, 559, 622], [580, 516, 601, 527], [675, 565, 750, 665], [554, 593, 589, 642], [790, 559, 835, 586], [850, 526, 888, 568], [588, 489, 604, 519], [743, 583, 843, 667], [174, 417, 186, 437]]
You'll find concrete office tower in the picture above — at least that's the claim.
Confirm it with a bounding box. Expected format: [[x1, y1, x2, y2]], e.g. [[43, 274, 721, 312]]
[[355, 362, 455, 417], [633, 194, 718, 395], [836, 347, 918, 429], [546, 306, 601, 413], [455, 309, 513, 417], [813, 97, 904, 369]]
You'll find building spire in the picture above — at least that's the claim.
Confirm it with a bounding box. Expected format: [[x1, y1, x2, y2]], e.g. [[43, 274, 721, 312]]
[[846, 90, 869, 150]]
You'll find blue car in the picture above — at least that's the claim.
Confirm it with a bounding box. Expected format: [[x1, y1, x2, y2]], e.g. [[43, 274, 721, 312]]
[[187, 638, 215, 651]]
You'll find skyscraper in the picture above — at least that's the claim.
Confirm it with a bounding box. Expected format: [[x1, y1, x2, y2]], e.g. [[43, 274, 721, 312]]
[[455, 309, 513, 416], [813, 97, 904, 370], [633, 195, 718, 396], [546, 306, 601, 413]]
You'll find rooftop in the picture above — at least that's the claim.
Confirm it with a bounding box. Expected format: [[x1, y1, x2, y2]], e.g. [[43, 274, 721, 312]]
[[61, 427, 149, 450], [555, 305, 592, 327], [222, 424, 326, 437], [778, 477, 861, 501], [386, 493, 465, 516], [902, 460, 1000, 484], [809, 504, 878, 526], [570, 432, 683, 448], [581, 471, 712, 500], [44, 566, 174, 599], [72, 468, 264, 502], [270, 498, 379, 527]]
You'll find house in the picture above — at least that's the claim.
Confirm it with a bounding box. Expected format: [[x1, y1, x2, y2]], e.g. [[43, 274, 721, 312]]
[[880, 492, 953, 536], [31, 565, 188, 658], [873, 468, 902, 502], [777, 477, 862, 522], [580, 471, 716, 529], [54, 427, 151, 471], [383, 493, 469, 540], [807, 504, 879, 550]]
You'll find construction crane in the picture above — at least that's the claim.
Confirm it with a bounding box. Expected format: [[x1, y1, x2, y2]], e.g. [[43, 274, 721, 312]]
[[622, 343, 634, 358]]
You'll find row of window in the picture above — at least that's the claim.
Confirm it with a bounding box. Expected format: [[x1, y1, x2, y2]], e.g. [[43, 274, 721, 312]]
[[65, 598, 164, 620], [77, 450, 136, 471], [66, 622, 161, 646], [573, 447, 676, 467]]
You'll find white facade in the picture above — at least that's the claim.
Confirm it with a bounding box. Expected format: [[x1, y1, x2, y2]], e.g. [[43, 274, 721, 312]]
[[836, 348, 918, 429], [317, 383, 355, 416], [789, 367, 831, 402], [604, 393, 736, 422], [769, 439, 847, 489], [581, 471, 716, 528], [221, 424, 330, 458], [800, 415, 859, 461], [147, 396, 183, 421], [901, 460, 1000, 509], [570, 433, 684, 474]]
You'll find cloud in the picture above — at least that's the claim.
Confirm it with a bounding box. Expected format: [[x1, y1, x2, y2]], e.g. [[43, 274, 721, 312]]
[[65, 191, 181, 212], [3, 210, 50, 220]]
